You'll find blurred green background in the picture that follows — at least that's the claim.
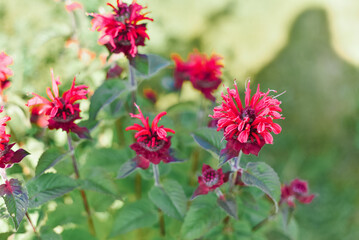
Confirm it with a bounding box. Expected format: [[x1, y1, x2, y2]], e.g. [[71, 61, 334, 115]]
[[1, 0, 359, 239]]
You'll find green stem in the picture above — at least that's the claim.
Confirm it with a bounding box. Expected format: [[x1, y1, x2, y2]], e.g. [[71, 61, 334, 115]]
[[68, 8, 79, 41], [128, 59, 143, 198], [0, 168, 7, 181], [252, 212, 277, 231], [152, 164, 165, 236], [128, 58, 137, 112], [190, 149, 200, 186], [215, 188, 224, 198], [252, 217, 269, 231], [229, 150, 242, 189], [197, 97, 205, 127], [152, 164, 160, 186], [135, 173, 142, 199], [158, 208, 166, 237], [67, 133, 96, 236]]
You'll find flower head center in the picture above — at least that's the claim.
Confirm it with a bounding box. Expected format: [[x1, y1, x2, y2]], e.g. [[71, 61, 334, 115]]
[[112, 2, 131, 23], [241, 107, 256, 123], [203, 169, 219, 187], [114, 14, 129, 23], [138, 136, 165, 152], [52, 99, 77, 123], [292, 183, 307, 194], [0, 143, 11, 158]]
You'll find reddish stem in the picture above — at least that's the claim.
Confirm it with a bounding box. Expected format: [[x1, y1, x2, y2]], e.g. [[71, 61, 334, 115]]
[[67, 133, 96, 236], [26, 212, 40, 239]]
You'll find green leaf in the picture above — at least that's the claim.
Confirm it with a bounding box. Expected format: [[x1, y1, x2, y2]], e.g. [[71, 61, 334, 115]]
[[242, 162, 281, 213], [117, 160, 137, 179], [40, 230, 62, 240], [217, 195, 238, 219], [181, 195, 224, 240], [284, 217, 299, 240], [202, 224, 224, 240], [131, 54, 170, 79], [232, 220, 252, 239], [62, 228, 97, 240], [79, 179, 121, 199], [279, 207, 298, 240], [0, 203, 8, 219], [0, 232, 14, 239], [27, 173, 78, 208], [1, 179, 29, 230], [110, 200, 157, 237], [148, 179, 187, 220], [192, 127, 226, 157], [46, 201, 84, 228], [35, 148, 69, 177], [89, 80, 129, 120]]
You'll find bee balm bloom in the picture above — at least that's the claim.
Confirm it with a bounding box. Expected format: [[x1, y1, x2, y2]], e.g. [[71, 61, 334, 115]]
[[126, 104, 175, 169], [191, 164, 225, 199], [172, 51, 223, 101], [26, 69, 89, 138], [89, 0, 153, 58], [0, 107, 28, 169], [211, 81, 283, 160], [280, 179, 315, 207], [0, 52, 13, 96]]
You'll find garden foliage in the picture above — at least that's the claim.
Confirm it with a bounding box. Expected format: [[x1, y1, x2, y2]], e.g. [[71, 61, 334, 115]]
[[0, 1, 316, 239]]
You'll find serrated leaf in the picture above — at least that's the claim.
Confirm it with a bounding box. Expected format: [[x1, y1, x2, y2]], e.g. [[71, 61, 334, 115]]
[[110, 200, 157, 237], [27, 173, 78, 208], [79, 179, 121, 199], [192, 127, 226, 157], [35, 148, 69, 177], [1, 179, 28, 230], [217, 196, 238, 219], [117, 160, 138, 179], [148, 180, 187, 220], [242, 162, 281, 213], [89, 80, 129, 120], [181, 195, 224, 240], [131, 54, 170, 79]]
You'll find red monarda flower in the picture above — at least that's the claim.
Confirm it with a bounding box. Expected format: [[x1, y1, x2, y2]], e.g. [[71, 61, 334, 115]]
[[125, 104, 175, 169], [210, 81, 283, 159], [26, 69, 89, 138], [0, 107, 10, 149], [0, 52, 13, 96], [65, 1, 83, 12], [30, 105, 49, 128], [89, 0, 153, 58], [106, 64, 123, 79], [191, 164, 225, 199], [0, 143, 29, 169], [280, 179, 315, 207], [172, 51, 223, 101], [143, 88, 157, 104], [0, 107, 28, 169]]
